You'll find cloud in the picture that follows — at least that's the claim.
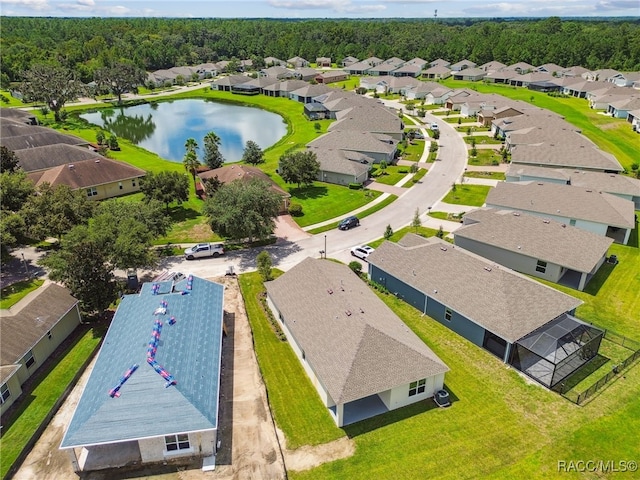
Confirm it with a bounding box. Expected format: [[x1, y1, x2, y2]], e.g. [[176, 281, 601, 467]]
[[269, 0, 386, 14], [0, 0, 50, 10], [595, 0, 640, 10], [77, 0, 94, 5]]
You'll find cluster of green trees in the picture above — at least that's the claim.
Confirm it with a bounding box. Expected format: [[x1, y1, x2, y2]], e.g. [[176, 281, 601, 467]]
[[2, 17, 639, 85]]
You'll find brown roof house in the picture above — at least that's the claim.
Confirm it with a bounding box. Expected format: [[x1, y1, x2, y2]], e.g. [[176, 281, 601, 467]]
[[367, 235, 603, 389], [266, 258, 449, 427], [198, 164, 290, 213], [455, 208, 614, 291], [1, 283, 81, 415]]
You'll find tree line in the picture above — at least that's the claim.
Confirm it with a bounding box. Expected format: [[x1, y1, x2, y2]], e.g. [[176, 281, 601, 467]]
[[2, 17, 639, 85]]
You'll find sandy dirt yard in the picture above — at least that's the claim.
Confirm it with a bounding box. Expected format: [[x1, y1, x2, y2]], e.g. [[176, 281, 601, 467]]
[[12, 276, 353, 480]]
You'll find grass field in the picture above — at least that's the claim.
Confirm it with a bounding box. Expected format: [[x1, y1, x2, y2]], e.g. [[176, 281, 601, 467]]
[[442, 184, 491, 207], [463, 135, 503, 145], [307, 194, 398, 235], [467, 148, 503, 166], [0, 279, 44, 309], [464, 171, 506, 180], [370, 165, 409, 186], [367, 225, 442, 248]]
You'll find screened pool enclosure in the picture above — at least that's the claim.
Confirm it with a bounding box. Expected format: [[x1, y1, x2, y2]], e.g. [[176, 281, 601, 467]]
[[509, 314, 604, 388]]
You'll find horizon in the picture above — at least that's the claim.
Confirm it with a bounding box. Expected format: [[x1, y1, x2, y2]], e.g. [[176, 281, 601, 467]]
[[1, 0, 639, 19]]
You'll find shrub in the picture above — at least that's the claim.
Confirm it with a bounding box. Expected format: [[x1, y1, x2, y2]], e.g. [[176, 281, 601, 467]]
[[257, 250, 273, 282], [349, 261, 363, 275], [410, 163, 419, 173], [417, 109, 425, 117], [288, 203, 303, 216], [348, 183, 363, 190]]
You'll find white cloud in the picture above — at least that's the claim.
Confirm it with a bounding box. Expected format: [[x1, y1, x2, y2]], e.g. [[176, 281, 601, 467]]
[[77, 0, 94, 6], [0, 0, 50, 10], [269, 0, 386, 13], [595, 0, 640, 10]]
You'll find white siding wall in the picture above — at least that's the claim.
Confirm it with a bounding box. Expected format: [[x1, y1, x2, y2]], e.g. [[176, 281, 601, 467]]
[[138, 430, 215, 463], [380, 373, 445, 410]]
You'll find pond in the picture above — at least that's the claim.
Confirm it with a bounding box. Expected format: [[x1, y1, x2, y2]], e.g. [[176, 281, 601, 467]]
[[80, 99, 288, 163]]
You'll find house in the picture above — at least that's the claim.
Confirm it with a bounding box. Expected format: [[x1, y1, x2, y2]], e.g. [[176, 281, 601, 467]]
[[478, 61, 507, 72], [628, 108, 640, 133], [264, 56, 285, 67], [449, 59, 477, 72], [483, 69, 518, 84], [210, 75, 250, 92], [505, 166, 640, 209], [307, 147, 372, 186], [15, 143, 103, 172], [307, 130, 398, 164], [607, 72, 640, 88], [429, 58, 450, 68], [26, 156, 146, 200], [404, 81, 445, 101], [607, 96, 640, 119], [231, 76, 279, 96], [60, 275, 224, 473], [265, 258, 449, 427], [390, 63, 423, 78], [508, 72, 555, 88], [1, 283, 81, 415], [315, 70, 348, 84], [340, 56, 359, 67], [583, 68, 620, 82], [316, 57, 332, 67], [262, 79, 309, 98], [328, 105, 405, 140], [485, 182, 635, 245], [560, 65, 590, 78], [197, 164, 290, 213], [289, 83, 332, 103], [367, 235, 602, 389], [507, 62, 535, 74], [535, 63, 565, 76], [477, 106, 525, 127], [287, 56, 309, 68], [366, 62, 401, 77], [1, 121, 88, 151], [425, 87, 455, 105], [293, 67, 319, 82], [260, 66, 294, 79], [454, 208, 613, 291], [452, 68, 486, 82], [421, 65, 451, 80], [0, 107, 38, 125]]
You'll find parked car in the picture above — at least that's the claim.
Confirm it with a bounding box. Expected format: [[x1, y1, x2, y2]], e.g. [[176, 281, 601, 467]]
[[430, 122, 439, 131], [434, 389, 451, 408], [414, 130, 425, 139], [338, 216, 360, 230], [184, 242, 224, 260], [351, 245, 375, 261]]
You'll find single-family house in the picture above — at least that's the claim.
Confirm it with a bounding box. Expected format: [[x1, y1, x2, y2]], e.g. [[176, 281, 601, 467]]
[[607, 96, 640, 118], [507, 62, 535, 74], [628, 108, 640, 133], [266, 258, 449, 427], [390, 63, 423, 78], [421, 65, 452, 80], [264, 56, 285, 67], [210, 75, 250, 92], [478, 61, 507, 73], [483, 69, 518, 84], [425, 87, 455, 105], [315, 70, 348, 84], [404, 81, 446, 101], [535, 63, 565, 76], [452, 68, 486, 82], [328, 105, 404, 140], [562, 80, 611, 98], [262, 79, 309, 98], [449, 59, 477, 72], [405, 57, 428, 69], [341, 56, 359, 67], [343, 60, 376, 75], [508, 72, 555, 88], [307, 130, 398, 164], [316, 57, 332, 67], [60, 275, 224, 473], [1, 283, 81, 415], [260, 66, 295, 79], [485, 182, 635, 245], [1, 121, 88, 151], [583, 68, 620, 82], [366, 62, 401, 76], [198, 164, 290, 213], [293, 67, 319, 82], [289, 84, 332, 103], [231, 76, 279, 96], [607, 72, 640, 88], [0, 107, 38, 125], [287, 56, 309, 68], [429, 58, 450, 68], [477, 106, 525, 127], [560, 66, 590, 78], [455, 208, 613, 291], [367, 235, 601, 389], [509, 140, 623, 173], [307, 147, 372, 186], [444, 89, 475, 111]]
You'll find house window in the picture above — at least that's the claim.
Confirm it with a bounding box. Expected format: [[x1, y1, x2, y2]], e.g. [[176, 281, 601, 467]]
[[444, 308, 453, 321], [409, 379, 426, 397], [86, 187, 98, 197], [132, 179, 137, 187], [47, 331, 53, 340], [569, 219, 576, 227], [1, 383, 10, 404], [24, 350, 35, 369], [118, 182, 123, 190], [536, 260, 547, 273], [164, 434, 190, 452]]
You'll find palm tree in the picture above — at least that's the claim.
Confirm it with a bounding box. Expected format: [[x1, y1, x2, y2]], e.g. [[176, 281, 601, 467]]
[[184, 137, 198, 154], [183, 149, 201, 192]]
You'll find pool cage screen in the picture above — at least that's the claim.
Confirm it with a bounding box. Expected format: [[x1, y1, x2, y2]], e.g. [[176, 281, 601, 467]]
[[509, 313, 604, 388]]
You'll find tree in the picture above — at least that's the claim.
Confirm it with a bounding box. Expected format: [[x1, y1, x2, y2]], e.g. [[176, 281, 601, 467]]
[[631, 163, 639, 179], [39, 238, 116, 313], [0, 212, 26, 255], [436, 226, 444, 238], [20, 183, 94, 241], [384, 224, 394, 240], [411, 207, 421, 233], [0, 170, 35, 212], [139, 171, 189, 213], [242, 140, 264, 165], [94, 61, 146, 104], [203, 132, 225, 169], [183, 137, 201, 187], [107, 134, 120, 151], [21, 64, 85, 122], [202, 175, 223, 194], [433, 129, 440, 140], [278, 150, 320, 189], [203, 178, 281, 243], [256, 250, 273, 282], [0, 146, 20, 173]]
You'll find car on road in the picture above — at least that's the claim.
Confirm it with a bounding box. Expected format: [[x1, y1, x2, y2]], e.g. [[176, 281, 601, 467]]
[[430, 122, 439, 131], [434, 389, 451, 408], [413, 130, 425, 139], [351, 245, 375, 261], [184, 242, 224, 260], [338, 216, 360, 230]]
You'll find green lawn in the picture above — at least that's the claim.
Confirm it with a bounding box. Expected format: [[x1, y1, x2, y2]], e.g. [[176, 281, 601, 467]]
[[238, 272, 344, 448], [467, 148, 503, 166], [464, 171, 506, 181], [307, 194, 398, 235], [0, 325, 104, 479], [443, 117, 477, 125], [455, 125, 490, 133], [367, 225, 442, 249], [0, 279, 44, 309], [291, 187, 382, 228], [441, 79, 638, 171], [442, 184, 491, 207], [399, 140, 424, 162], [463, 136, 503, 145], [370, 165, 408, 186]]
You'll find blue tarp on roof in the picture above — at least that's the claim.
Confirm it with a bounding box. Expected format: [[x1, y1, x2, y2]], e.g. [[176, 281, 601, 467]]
[[60, 276, 224, 448]]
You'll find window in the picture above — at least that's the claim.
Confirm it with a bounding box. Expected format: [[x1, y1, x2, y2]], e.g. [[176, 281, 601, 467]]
[[164, 434, 190, 452], [409, 378, 426, 396], [86, 187, 98, 197], [444, 308, 452, 321], [569, 219, 576, 227], [24, 350, 35, 369], [132, 179, 137, 187], [118, 182, 123, 190], [47, 331, 53, 340], [0, 383, 10, 404], [536, 260, 547, 273]]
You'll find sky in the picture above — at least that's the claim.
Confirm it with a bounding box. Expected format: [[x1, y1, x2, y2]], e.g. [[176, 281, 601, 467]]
[[0, 0, 638, 19]]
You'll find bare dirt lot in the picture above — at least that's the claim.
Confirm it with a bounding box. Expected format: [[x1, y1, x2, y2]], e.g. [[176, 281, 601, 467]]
[[12, 276, 353, 480]]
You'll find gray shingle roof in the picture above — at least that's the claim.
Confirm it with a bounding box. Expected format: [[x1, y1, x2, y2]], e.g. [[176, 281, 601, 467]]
[[510, 141, 624, 172], [329, 105, 403, 136], [486, 182, 635, 229], [1, 283, 78, 367], [308, 147, 372, 177], [60, 276, 224, 448], [16, 144, 102, 172], [456, 208, 613, 273], [265, 258, 448, 405], [308, 130, 397, 155], [367, 236, 583, 343]]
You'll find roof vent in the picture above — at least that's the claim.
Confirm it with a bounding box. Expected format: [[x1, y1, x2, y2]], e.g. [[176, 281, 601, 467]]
[[327, 289, 333, 295], [543, 219, 550, 224], [68, 164, 75, 169], [513, 212, 520, 216], [345, 310, 352, 317], [561, 224, 566, 228], [586, 189, 592, 192], [95, 159, 100, 163], [440, 246, 447, 252], [517, 245, 521, 249], [484, 266, 492, 272]]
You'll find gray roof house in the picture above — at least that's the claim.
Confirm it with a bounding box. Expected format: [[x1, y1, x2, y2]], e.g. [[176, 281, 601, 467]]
[[505, 166, 640, 209], [1, 122, 88, 151], [307, 130, 397, 163], [455, 208, 614, 291], [328, 105, 405, 140], [1, 283, 81, 415], [307, 146, 372, 186], [449, 59, 477, 71], [210, 74, 250, 92], [485, 182, 636, 245], [60, 275, 224, 473], [265, 258, 449, 427], [452, 67, 486, 81], [421, 65, 452, 80], [367, 236, 601, 389], [262, 79, 309, 98], [289, 83, 332, 103], [287, 56, 309, 68]]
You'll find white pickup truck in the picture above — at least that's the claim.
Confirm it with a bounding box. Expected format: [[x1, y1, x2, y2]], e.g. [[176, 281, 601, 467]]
[[184, 243, 224, 260]]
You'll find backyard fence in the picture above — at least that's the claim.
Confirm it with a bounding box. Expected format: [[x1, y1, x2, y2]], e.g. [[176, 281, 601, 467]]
[[560, 330, 640, 405]]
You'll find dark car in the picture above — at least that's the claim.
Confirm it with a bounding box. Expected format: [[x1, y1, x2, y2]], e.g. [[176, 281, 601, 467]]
[[338, 216, 360, 230]]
